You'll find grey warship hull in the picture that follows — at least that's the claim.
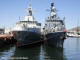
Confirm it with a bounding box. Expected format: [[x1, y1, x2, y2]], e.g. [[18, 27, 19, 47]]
[[13, 31, 41, 47], [45, 32, 66, 48]]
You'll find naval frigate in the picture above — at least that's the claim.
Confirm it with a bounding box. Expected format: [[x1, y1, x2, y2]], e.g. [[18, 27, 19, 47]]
[[12, 3, 41, 47], [44, 2, 66, 48]]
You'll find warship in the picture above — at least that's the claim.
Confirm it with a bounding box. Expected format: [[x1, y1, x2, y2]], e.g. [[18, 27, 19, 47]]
[[12, 3, 41, 47], [44, 2, 66, 48]]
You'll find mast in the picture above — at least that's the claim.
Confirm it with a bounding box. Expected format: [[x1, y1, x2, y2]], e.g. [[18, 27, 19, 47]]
[[63, 16, 66, 31], [24, 0, 35, 21], [77, 19, 79, 34], [19, 16, 21, 21], [27, 2, 33, 16], [50, 2, 56, 19]]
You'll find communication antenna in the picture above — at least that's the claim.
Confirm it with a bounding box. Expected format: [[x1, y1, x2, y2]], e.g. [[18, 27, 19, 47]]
[[25, 0, 37, 16]]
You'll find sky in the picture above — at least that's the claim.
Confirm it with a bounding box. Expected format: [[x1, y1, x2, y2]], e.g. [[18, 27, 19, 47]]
[[0, 0, 80, 30]]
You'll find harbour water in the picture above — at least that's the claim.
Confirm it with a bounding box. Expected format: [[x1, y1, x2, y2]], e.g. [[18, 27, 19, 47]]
[[0, 37, 80, 60]]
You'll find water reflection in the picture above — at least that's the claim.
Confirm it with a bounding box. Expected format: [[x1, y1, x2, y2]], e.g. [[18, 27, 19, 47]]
[[0, 44, 66, 60], [12, 44, 66, 60], [0, 45, 16, 60], [12, 45, 41, 60], [41, 44, 66, 60], [76, 38, 80, 49], [63, 37, 80, 60], [1, 38, 80, 60]]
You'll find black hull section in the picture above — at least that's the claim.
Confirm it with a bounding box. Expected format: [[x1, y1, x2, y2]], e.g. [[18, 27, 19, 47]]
[[45, 32, 66, 48], [13, 31, 42, 47]]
